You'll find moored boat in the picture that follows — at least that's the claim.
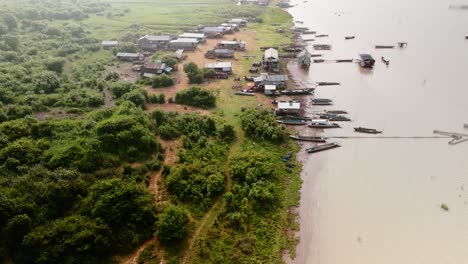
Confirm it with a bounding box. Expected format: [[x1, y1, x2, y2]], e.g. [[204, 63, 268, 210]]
[[277, 119, 306, 125], [375, 45, 395, 49], [317, 82, 340, 86], [326, 110, 348, 114], [280, 88, 314, 95], [312, 98, 333, 105], [290, 135, 327, 142], [320, 114, 351, 121], [308, 120, 340, 128], [354, 127, 382, 134], [306, 142, 340, 153], [345, 36, 355, 40]]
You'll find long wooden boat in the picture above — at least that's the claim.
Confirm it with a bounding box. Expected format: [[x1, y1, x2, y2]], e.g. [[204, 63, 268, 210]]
[[312, 101, 333, 105], [306, 142, 340, 153], [280, 88, 314, 95], [345, 36, 355, 40], [309, 121, 340, 128], [354, 127, 382, 134], [320, 114, 351, 121], [375, 45, 395, 49], [235, 91, 255, 96], [312, 98, 332, 102], [317, 82, 340, 86], [290, 135, 327, 142], [316, 34, 329, 38], [280, 115, 313, 121], [277, 119, 306, 125], [326, 110, 348, 114]]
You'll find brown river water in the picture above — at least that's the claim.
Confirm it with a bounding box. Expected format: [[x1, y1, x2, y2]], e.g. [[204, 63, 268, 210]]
[[285, 0, 468, 263]]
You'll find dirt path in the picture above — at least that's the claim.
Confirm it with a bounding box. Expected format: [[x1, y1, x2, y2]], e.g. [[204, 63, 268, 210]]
[[120, 239, 154, 264]]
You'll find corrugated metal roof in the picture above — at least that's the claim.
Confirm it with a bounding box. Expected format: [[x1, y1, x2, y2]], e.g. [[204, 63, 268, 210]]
[[205, 62, 232, 68], [214, 49, 234, 54], [139, 35, 172, 41], [179, 33, 205, 38], [170, 38, 199, 43], [264, 48, 279, 59], [264, 74, 288, 82], [203, 27, 224, 32], [117, 52, 140, 57]]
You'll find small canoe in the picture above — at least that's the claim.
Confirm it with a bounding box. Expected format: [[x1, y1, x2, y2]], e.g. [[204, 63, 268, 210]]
[[465, 36, 468, 40], [313, 59, 325, 63], [277, 119, 306, 125], [316, 34, 329, 38], [306, 142, 340, 153], [312, 101, 333, 105], [310, 54, 323, 57], [354, 127, 382, 134], [375, 45, 395, 49], [309, 121, 340, 128], [235, 91, 255, 96], [290, 135, 327, 142], [345, 36, 355, 40]]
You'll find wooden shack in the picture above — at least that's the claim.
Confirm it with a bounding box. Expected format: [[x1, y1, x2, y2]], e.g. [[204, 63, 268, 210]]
[[263, 48, 279, 71], [168, 38, 199, 50], [297, 49, 311, 68], [116, 52, 141, 61], [205, 62, 232, 73], [138, 35, 173, 51]]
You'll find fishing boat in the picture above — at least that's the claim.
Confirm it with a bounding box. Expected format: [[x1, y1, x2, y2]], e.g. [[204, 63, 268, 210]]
[[317, 82, 340, 86], [289, 135, 327, 142], [280, 88, 314, 95], [313, 59, 325, 63], [320, 114, 351, 121], [310, 54, 323, 57], [306, 142, 340, 153], [281, 115, 312, 121], [358, 54, 375, 68], [326, 110, 348, 114], [375, 45, 395, 49], [276, 119, 306, 125], [345, 36, 355, 40], [312, 101, 333, 105], [308, 120, 340, 128], [235, 91, 255, 96], [316, 34, 329, 38], [354, 127, 382, 134]]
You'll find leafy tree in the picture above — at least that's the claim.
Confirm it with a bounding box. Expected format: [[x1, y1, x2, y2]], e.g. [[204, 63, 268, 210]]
[[22, 215, 111, 264], [151, 74, 174, 88], [218, 124, 235, 142], [240, 109, 285, 142], [45, 58, 66, 73], [2, 14, 17, 30], [79, 179, 157, 248], [0, 138, 43, 168], [175, 86, 215, 109], [156, 205, 189, 242], [2, 214, 32, 251], [120, 88, 147, 109], [3, 35, 20, 51], [161, 55, 177, 68], [0, 23, 7, 35], [34, 71, 60, 94], [109, 81, 134, 98], [183, 62, 198, 74]]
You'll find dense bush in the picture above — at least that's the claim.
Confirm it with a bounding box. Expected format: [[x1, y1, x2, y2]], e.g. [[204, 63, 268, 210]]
[[240, 109, 285, 142], [183, 62, 203, 84], [151, 74, 174, 88], [156, 205, 189, 242], [175, 86, 215, 109]]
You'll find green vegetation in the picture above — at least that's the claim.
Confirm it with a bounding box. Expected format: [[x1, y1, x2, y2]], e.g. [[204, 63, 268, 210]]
[[175, 86, 216, 109], [0, 0, 301, 263], [241, 109, 286, 142]]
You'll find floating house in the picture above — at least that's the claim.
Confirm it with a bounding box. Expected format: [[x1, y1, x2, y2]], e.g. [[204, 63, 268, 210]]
[[205, 62, 232, 73], [102, 41, 118, 49], [263, 48, 279, 71], [359, 54, 375, 68], [178, 33, 206, 43], [277, 101, 301, 114], [216, 40, 246, 50], [298, 49, 311, 68], [138, 35, 173, 51], [116, 52, 141, 61], [203, 27, 225, 38], [168, 38, 199, 50]]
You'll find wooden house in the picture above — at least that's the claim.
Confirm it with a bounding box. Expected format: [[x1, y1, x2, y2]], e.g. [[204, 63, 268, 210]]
[[138, 35, 173, 51], [297, 49, 311, 68], [216, 40, 246, 50], [264, 85, 277, 96], [263, 48, 279, 71], [116, 52, 142, 61], [141, 62, 172, 75], [168, 38, 199, 50], [203, 27, 225, 38], [277, 101, 301, 114], [228, 18, 248, 27], [178, 33, 206, 43], [205, 62, 232, 73]]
